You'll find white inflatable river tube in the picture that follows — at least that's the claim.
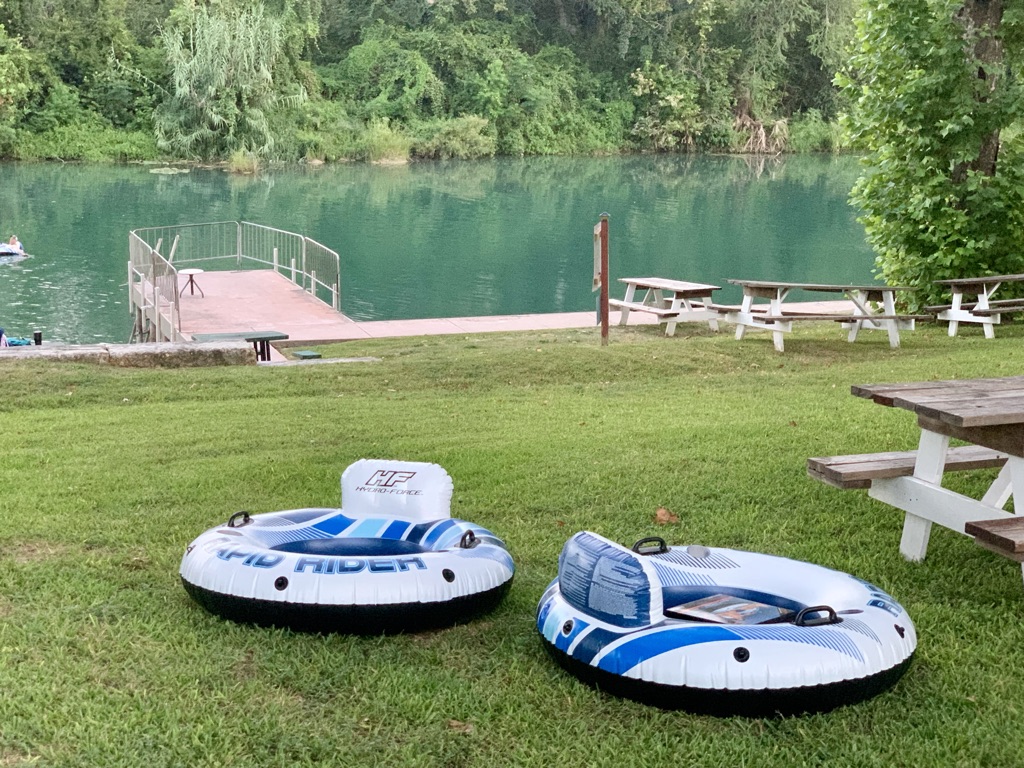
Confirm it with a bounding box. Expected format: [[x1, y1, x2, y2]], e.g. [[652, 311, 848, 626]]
[[181, 460, 515, 633], [537, 531, 916, 716]]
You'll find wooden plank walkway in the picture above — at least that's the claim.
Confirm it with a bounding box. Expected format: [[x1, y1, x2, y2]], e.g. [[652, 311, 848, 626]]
[[178, 270, 855, 361]]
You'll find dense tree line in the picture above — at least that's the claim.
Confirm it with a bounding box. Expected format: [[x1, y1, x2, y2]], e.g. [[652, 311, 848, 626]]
[[0, 0, 857, 162]]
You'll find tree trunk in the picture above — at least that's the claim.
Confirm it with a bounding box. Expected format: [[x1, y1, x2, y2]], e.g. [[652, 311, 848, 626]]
[[952, 0, 1004, 182]]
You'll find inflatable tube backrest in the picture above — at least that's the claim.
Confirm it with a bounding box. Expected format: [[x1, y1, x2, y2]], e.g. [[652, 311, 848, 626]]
[[557, 531, 664, 628], [341, 459, 454, 522]]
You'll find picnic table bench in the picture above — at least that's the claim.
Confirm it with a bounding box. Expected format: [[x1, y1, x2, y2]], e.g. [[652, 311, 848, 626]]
[[608, 277, 721, 336], [808, 445, 1008, 489], [928, 274, 1024, 338], [191, 330, 289, 361]]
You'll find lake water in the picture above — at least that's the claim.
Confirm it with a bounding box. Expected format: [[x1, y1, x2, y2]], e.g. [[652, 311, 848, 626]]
[[0, 154, 874, 344]]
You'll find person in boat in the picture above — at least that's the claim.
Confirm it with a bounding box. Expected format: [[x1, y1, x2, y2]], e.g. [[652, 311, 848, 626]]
[[8, 235, 22, 252], [0, 328, 8, 347]]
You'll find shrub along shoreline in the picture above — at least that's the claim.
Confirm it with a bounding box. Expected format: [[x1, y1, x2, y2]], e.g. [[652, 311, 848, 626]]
[[7, 113, 848, 166]]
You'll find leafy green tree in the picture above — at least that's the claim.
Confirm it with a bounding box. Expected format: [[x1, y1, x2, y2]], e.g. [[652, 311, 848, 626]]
[[629, 61, 702, 150], [327, 23, 444, 121], [574, 0, 674, 59], [0, 1, 165, 136], [729, 0, 815, 121], [676, 0, 739, 123], [0, 22, 32, 150], [0, 0, 135, 86], [839, 0, 1024, 306], [489, 43, 629, 155], [124, 0, 177, 44], [396, 22, 629, 155], [155, 3, 305, 159], [781, 0, 856, 117], [0, 24, 30, 112]]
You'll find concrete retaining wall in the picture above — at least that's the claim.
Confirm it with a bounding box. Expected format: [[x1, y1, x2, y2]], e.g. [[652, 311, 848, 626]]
[[0, 341, 257, 367]]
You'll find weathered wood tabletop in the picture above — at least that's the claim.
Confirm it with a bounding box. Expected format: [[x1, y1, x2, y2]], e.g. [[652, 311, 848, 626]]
[[852, 376, 1024, 431], [618, 277, 720, 297], [726, 279, 915, 303], [934, 273, 1024, 288]]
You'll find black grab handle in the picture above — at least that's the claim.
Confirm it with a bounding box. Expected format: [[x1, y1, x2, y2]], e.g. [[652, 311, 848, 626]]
[[459, 530, 478, 549], [228, 511, 252, 528], [795, 605, 841, 626], [631, 536, 669, 555]]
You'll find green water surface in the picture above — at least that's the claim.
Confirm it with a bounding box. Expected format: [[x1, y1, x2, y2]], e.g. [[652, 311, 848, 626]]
[[0, 155, 874, 344]]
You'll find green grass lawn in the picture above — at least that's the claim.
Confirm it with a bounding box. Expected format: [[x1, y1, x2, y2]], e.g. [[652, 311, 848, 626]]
[[4, 320, 1024, 767]]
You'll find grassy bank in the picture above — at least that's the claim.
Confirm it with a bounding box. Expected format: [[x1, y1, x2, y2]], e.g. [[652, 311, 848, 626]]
[[3, 321, 1024, 767]]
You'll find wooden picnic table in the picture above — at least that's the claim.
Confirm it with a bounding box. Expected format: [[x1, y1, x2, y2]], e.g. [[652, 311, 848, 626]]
[[929, 273, 1024, 338], [844, 376, 1024, 582], [719, 280, 921, 352], [608, 277, 721, 336]]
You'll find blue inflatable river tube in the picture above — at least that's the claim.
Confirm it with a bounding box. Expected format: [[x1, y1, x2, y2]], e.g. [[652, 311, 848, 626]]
[[537, 531, 916, 717], [181, 460, 515, 634]]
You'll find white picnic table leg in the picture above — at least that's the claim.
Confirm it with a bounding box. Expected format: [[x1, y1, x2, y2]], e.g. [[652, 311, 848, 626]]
[[980, 463, 1014, 508], [898, 429, 950, 561], [770, 289, 786, 352], [705, 298, 720, 332], [948, 292, 962, 337], [881, 290, 901, 348], [999, 455, 1024, 591], [618, 283, 637, 326], [992, 456, 1024, 592], [648, 288, 675, 335], [975, 282, 1000, 339], [846, 290, 868, 343], [735, 294, 752, 340], [664, 293, 682, 336], [1003, 456, 1024, 509]]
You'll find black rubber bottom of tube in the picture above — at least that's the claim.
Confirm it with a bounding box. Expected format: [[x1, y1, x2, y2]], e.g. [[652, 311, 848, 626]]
[[183, 577, 513, 635], [541, 639, 913, 718]]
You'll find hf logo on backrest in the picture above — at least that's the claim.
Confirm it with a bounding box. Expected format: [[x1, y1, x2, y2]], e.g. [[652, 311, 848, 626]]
[[358, 470, 422, 495], [365, 470, 416, 487]]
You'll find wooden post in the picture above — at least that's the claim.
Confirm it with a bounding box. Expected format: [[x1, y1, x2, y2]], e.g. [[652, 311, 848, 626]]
[[599, 213, 610, 345]]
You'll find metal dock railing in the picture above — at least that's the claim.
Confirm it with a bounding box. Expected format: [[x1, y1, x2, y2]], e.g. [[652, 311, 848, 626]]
[[128, 221, 341, 343]]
